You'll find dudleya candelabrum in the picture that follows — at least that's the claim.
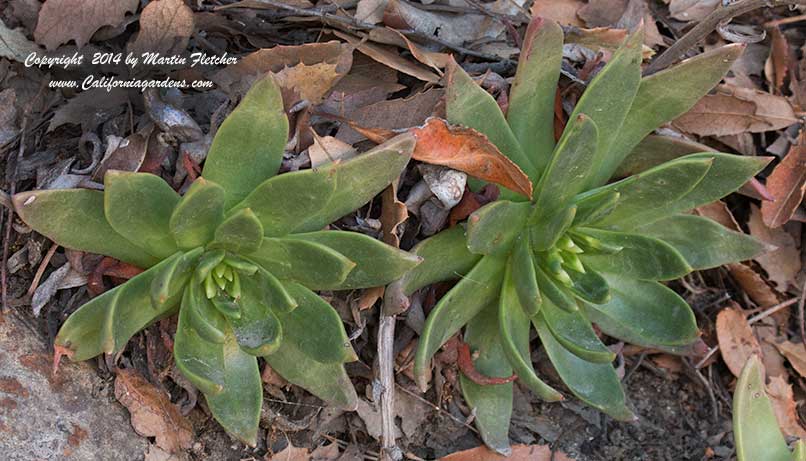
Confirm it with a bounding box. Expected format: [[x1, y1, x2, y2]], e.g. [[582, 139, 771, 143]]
[[387, 19, 771, 454], [13, 75, 420, 445]]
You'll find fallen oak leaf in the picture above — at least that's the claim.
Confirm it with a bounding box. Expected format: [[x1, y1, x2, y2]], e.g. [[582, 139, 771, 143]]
[[34, 0, 139, 50], [114, 369, 193, 453], [127, 0, 195, 58], [761, 131, 806, 228], [458, 340, 517, 386]]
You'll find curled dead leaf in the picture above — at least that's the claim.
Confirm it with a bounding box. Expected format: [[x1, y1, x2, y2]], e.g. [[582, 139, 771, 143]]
[[761, 132, 806, 228]]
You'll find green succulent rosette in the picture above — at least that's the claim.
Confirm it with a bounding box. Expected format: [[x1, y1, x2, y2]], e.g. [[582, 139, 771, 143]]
[[14, 75, 420, 445], [389, 19, 770, 455]]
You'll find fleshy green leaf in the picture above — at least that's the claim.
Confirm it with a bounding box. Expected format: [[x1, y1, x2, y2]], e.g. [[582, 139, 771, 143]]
[[498, 262, 562, 401], [571, 27, 643, 190], [510, 237, 541, 317], [388, 226, 482, 298], [287, 230, 421, 289], [103, 170, 179, 259], [793, 441, 806, 461], [247, 237, 355, 290], [201, 74, 288, 208], [733, 355, 792, 461], [530, 205, 577, 251], [460, 304, 514, 455], [533, 315, 634, 421], [640, 214, 768, 270], [150, 248, 202, 311], [599, 44, 744, 186], [584, 157, 713, 230], [532, 114, 598, 230], [194, 250, 226, 281], [613, 135, 713, 179], [578, 228, 692, 281], [277, 282, 357, 363], [294, 134, 415, 232], [507, 17, 563, 174], [445, 57, 536, 182], [212, 208, 264, 253], [169, 178, 226, 250], [566, 266, 610, 305], [466, 201, 531, 256], [540, 297, 614, 363], [582, 273, 698, 348], [257, 268, 297, 313], [13, 189, 158, 268], [228, 164, 336, 237], [229, 276, 282, 356], [414, 255, 506, 389], [573, 190, 620, 227], [187, 279, 228, 344], [174, 299, 262, 446], [264, 337, 358, 410], [55, 253, 183, 361], [534, 264, 578, 312]]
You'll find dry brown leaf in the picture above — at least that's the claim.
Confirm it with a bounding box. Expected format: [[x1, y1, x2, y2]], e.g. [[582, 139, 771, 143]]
[[530, 0, 585, 26], [336, 88, 444, 144], [320, 54, 405, 118], [411, 118, 533, 199], [0, 89, 19, 146], [756, 325, 789, 381], [381, 180, 407, 248], [716, 304, 761, 378], [748, 204, 801, 290], [761, 132, 806, 228], [334, 30, 439, 83], [668, 0, 719, 22], [48, 88, 129, 132], [774, 341, 806, 379], [766, 27, 790, 93], [0, 18, 39, 62], [388, 28, 450, 73], [128, 0, 194, 57], [355, 0, 388, 24], [766, 376, 806, 439], [673, 84, 798, 136], [439, 444, 574, 461], [34, 0, 138, 50], [308, 133, 357, 168], [93, 127, 152, 180], [357, 286, 385, 311], [727, 262, 781, 307], [114, 369, 193, 453], [212, 41, 353, 102]]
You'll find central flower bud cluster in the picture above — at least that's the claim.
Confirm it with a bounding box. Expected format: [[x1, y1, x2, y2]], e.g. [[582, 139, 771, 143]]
[[541, 234, 585, 286], [204, 260, 241, 299]]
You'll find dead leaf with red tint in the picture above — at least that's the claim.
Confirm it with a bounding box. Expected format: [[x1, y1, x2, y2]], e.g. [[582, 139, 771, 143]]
[[457, 340, 517, 386], [716, 304, 761, 378], [761, 132, 806, 228], [748, 204, 801, 291], [114, 369, 193, 453], [411, 118, 533, 199], [766, 376, 806, 439], [530, 0, 585, 26], [439, 443, 574, 461]]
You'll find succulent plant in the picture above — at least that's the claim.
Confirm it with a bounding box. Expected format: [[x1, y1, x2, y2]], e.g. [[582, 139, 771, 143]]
[[734, 355, 805, 461], [387, 19, 771, 454], [13, 75, 420, 445]]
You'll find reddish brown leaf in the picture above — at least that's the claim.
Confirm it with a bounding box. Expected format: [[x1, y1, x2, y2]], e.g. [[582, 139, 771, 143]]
[[716, 304, 761, 378], [457, 340, 517, 386], [766, 376, 806, 439], [761, 132, 806, 228], [439, 443, 574, 461], [410, 118, 533, 199], [748, 205, 801, 290], [766, 27, 790, 93], [114, 369, 193, 453]]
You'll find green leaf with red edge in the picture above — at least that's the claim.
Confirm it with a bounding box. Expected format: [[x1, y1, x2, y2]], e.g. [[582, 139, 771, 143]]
[[460, 303, 514, 456], [13, 189, 158, 268], [413, 255, 506, 390], [201, 74, 288, 209], [55, 252, 184, 361]]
